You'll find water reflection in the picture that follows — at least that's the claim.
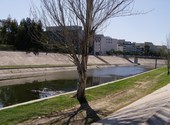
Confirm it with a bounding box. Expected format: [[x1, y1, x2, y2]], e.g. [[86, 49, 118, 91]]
[[88, 66, 146, 77], [0, 66, 150, 108]]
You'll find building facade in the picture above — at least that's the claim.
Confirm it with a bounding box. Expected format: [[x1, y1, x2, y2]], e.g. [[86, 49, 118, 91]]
[[93, 34, 118, 55], [46, 26, 84, 52], [46, 26, 84, 44], [45, 25, 163, 56], [117, 39, 137, 54]]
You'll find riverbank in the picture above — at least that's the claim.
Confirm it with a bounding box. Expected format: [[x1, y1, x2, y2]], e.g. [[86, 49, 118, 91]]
[[0, 67, 169, 125], [0, 51, 166, 80], [0, 64, 134, 81], [0, 51, 165, 67], [0, 51, 131, 80], [0, 51, 129, 66]]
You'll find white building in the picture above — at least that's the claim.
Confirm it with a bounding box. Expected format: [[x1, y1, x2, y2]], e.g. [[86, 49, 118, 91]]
[[117, 39, 137, 54], [117, 39, 125, 52], [93, 34, 118, 55], [135, 43, 145, 55], [117, 44, 124, 52]]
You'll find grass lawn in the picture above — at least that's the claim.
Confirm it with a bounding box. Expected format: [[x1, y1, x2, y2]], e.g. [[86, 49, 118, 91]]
[[0, 67, 169, 125]]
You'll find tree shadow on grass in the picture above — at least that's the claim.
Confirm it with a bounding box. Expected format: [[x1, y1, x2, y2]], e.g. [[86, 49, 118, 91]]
[[65, 102, 101, 125], [48, 102, 100, 125], [20, 98, 101, 125]]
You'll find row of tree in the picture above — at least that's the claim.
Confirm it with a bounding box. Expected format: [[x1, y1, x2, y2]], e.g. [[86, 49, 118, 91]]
[[0, 17, 46, 52]]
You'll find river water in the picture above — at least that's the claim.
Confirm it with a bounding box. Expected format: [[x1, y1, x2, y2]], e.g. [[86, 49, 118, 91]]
[[0, 66, 151, 108]]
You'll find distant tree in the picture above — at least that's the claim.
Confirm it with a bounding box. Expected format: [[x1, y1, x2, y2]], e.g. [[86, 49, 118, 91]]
[[0, 17, 18, 45], [106, 49, 116, 55], [16, 19, 30, 51], [159, 47, 167, 58], [166, 35, 170, 75], [144, 45, 150, 56], [16, 18, 45, 52]]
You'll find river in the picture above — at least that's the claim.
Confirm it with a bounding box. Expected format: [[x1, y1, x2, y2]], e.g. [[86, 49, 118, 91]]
[[0, 65, 151, 108]]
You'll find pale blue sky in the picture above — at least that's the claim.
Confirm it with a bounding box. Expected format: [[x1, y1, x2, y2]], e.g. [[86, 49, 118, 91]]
[[0, 0, 170, 45]]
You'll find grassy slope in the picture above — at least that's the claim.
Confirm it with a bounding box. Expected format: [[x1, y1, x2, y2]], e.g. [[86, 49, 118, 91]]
[[0, 67, 169, 125]]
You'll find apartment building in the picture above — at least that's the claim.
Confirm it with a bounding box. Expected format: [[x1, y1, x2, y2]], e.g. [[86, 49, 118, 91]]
[[46, 26, 84, 43], [93, 34, 118, 55], [117, 39, 137, 54], [135, 43, 145, 55], [45, 25, 162, 56]]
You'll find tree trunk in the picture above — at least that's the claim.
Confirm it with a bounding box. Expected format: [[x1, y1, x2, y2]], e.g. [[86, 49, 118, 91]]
[[168, 65, 170, 75], [75, 0, 93, 106], [77, 80, 88, 105], [76, 54, 88, 105], [168, 58, 170, 75]]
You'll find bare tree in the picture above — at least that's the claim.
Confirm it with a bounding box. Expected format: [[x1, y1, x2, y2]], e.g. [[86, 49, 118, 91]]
[[166, 35, 170, 75], [31, 0, 136, 106]]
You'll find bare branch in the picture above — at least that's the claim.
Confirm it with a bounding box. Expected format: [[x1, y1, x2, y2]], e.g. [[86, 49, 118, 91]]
[[31, 0, 136, 104]]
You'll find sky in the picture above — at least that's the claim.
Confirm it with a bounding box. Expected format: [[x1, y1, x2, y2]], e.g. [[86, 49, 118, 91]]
[[0, 0, 170, 45]]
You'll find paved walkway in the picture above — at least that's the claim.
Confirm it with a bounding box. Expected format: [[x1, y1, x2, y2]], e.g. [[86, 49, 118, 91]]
[[93, 84, 170, 125]]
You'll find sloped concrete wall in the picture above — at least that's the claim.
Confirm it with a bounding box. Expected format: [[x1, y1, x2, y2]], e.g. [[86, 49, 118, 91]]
[[97, 56, 132, 65], [0, 51, 166, 67], [129, 57, 166, 67], [0, 51, 106, 66]]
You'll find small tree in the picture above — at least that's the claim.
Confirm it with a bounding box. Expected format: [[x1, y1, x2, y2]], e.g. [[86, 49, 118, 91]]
[[166, 35, 170, 75], [32, 0, 136, 106]]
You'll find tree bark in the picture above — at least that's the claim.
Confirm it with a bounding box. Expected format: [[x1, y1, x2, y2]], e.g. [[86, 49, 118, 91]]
[[75, 0, 93, 105], [168, 59, 170, 75], [76, 54, 88, 105]]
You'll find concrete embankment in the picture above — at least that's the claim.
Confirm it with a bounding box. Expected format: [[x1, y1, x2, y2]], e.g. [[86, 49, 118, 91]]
[[0, 51, 166, 67], [0, 51, 166, 80], [0, 51, 105, 66], [0, 51, 131, 79]]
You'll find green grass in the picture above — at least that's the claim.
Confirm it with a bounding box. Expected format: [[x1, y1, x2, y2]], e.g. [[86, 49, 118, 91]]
[[86, 68, 167, 101], [0, 67, 169, 124], [0, 95, 77, 125]]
